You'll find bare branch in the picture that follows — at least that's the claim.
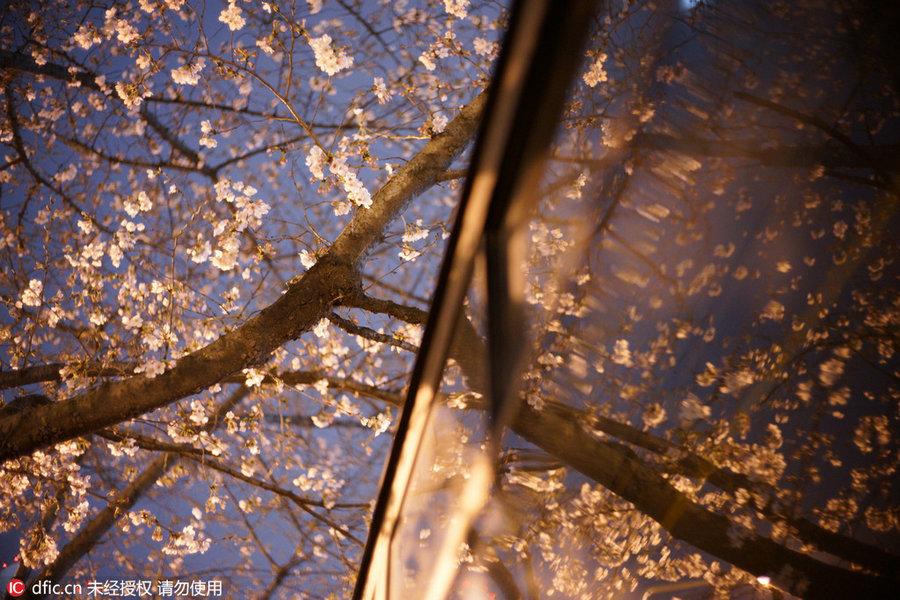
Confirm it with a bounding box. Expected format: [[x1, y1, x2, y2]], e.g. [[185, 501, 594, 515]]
[[326, 311, 418, 353]]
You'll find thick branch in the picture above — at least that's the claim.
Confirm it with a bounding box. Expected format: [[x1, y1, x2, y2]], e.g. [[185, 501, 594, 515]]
[[0, 362, 137, 390], [509, 401, 896, 599], [430, 314, 896, 596], [0, 49, 101, 91], [585, 414, 900, 576], [0, 89, 487, 461]]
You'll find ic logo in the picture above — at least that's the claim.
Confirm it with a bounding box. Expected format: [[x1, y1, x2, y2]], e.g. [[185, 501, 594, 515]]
[[6, 578, 25, 597]]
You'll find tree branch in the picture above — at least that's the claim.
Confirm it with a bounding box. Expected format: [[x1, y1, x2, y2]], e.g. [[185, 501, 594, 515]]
[[179, 454, 365, 545], [414, 308, 897, 596], [0, 89, 487, 460], [340, 291, 487, 390], [326, 312, 418, 353], [3, 87, 103, 229], [508, 400, 896, 599], [732, 90, 896, 187], [0, 361, 137, 390], [583, 413, 900, 576], [220, 369, 404, 408], [25, 387, 249, 593], [0, 49, 102, 91]]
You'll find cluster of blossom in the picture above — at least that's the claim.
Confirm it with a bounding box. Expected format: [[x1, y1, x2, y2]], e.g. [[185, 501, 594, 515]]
[[124, 191, 153, 217], [29, 45, 49, 66], [299, 248, 317, 269], [419, 50, 437, 71], [54, 163, 78, 183], [708, 435, 787, 489], [428, 112, 448, 134], [171, 58, 205, 86], [140, 0, 186, 11], [73, 23, 102, 50], [18, 278, 43, 308], [1, 447, 82, 565], [109, 218, 144, 269], [141, 321, 178, 353], [328, 155, 372, 214], [243, 367, 265, 388], [1, 463, 39, 527], [418, 28, 460, 71], [256, 35, 276, 56], [642, 403, 667, 428], [37, 99, 67, 123], [473, 37, 495, 58], [529, 221, 571, 258], [134, 358, 168, 377], [186, 232, 212, 265], [313, 318, 329, 338], [398, 246, 421, 262], [108, 436, 139, 458], [291, 465, 345, 501], [818, 354, 846, 387], [760, 299, 785, 321], [309, 35, 354, 76], [104, 8, 140, 45], [678, 393, 711, 426], [540, 485, 692, 596], [15, 445, 90, 548], [162, 523, 211, 556], [188, 398, 210, 426], [854, 414, 890, 453], [215, 180, 270, 232], [398, 218, 430, 262], [444, 0, 470, 19], [717, 367, 754, 396], [306, 146, 327, 179], [114, 82, 151, 110], [372, 77, 393, 104], [218, 1, 246, 31], [20, 525, 59, 568], [199, 431, 227, 456], [165, 414, 212, 453], [194, 180, 270, 271], [199, 120, 217, 148], [311, 329, 351, 369], [359, 409, 392, 436], [583, 52, 608, 87], [610, 339, 633, 367], [865, 505, 898, 532], [566, 172, 588, 199]]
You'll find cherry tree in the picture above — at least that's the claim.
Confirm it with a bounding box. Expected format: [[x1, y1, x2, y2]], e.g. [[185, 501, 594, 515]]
[[1, 1, 898, 599]]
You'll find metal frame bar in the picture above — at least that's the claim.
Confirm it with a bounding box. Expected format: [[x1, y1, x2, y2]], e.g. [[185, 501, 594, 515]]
[[352, 2, 597, 598]]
